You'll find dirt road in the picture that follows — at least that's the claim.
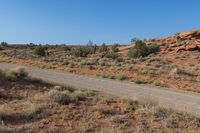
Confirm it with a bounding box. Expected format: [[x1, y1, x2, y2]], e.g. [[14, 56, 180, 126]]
[[0, 62, 200, 114]]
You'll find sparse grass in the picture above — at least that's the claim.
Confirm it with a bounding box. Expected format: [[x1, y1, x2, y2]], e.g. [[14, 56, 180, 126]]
[[96, 73, 115, 79], [139, 97, 158, 108], [0, 68, 200, 132], [48, 90, 71, 105], [95, 105, 117, 116], [132, 79, 148, 84], [116, 75, 127, 80], [152, 106, 173, 119], [84, 90, 96, 97], [183, 87, 200, 93], [0, 104, 47, 122], [154, 82, 168, 87]]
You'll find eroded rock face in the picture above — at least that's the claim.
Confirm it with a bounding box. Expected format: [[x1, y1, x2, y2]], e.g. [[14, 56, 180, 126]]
[[146, 29, 200, 53]]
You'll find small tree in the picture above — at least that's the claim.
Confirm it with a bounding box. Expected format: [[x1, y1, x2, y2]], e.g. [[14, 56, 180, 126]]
[[131, 37, 139, 44], [33, 45, 46, 56], [1, 42, 8, 46], [86, 40, 96, 54], [93, 44, 97, 54], [99, 43, 108, 53], [128, 40, 149, 58]]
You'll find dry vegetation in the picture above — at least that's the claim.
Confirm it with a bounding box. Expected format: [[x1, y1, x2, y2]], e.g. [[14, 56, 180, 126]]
[[1, 30, 200, 93], [0, 68, 200, 132]]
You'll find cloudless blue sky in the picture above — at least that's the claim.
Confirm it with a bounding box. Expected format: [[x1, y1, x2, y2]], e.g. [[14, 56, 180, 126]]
[[0, 0, 200, 45]]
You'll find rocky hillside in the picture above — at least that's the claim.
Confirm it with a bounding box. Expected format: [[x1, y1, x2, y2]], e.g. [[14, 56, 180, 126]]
[[146, 29, 200, 53]]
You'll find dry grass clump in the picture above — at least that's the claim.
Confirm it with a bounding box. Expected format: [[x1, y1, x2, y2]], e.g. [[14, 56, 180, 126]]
[[3, 67, 28, 80], [0, 103, 47, 122], [48, 90, 71, 105], [132, 79, 148, 84], [48, 89, 91, 105]]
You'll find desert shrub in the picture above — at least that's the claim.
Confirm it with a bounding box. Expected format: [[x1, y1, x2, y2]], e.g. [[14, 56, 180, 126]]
[[139, 98, 158, 108], [148, 44, 160, 54], [131, 37, 139, 44], [112, 44, 119, 52], [0, 103, 47, 122], [128, 40, 159, 58], [154, 82, 168, 87], [96, 74, 114, 79], [86, 44, 97, 54], [62, 45, 71, 51], [99, 43, 108, 53], [133, 79, 147, 84], [48, 90, 71, 105], [128, 40, 149, 58], [80, 60, 96, 66], [87, 40, 97, 54], [170, 67, 188, 75], [12, 67, 28, 78], [33, 45, 46, 56], [3, 67, 28, 80], [105, 52, 119, 59], [84, 90, 96, 97], [3, 70, 17, 80], [0, 42, 8, 46], [96, 106, 116, 115], [116, 75, 127, 80], [72, 45, 95, 57], [116, 57, 123, 62]]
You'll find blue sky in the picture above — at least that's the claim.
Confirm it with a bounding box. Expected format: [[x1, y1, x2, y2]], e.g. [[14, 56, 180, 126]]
[[0, 0, 200, 45]]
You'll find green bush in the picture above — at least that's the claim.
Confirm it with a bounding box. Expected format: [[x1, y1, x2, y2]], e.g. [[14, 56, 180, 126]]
[[62, 46, 71, 52], [96, 74, 114, 79], [105, 52, 119, 59], [154, 82, 168, 87], [87, 40, 97, 54], [33, 45, 46, 56], [0, 42, 8, 46], [131, 37, 139, 44], [148, 44, 160, 54], [128, 40, 149, 58], [128, 41, 160, 58], [112, 44, 119, 52], [72, 46, 94, 57], [116, 75, 127, 80], [132, 79, 147, 84], [99, 43, 108, 53]]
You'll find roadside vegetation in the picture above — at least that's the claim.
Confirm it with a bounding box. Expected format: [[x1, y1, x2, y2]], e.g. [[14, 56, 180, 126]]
[[33, 45, 47, 56], [128, 40, 160, 58], [1, 32, 200, 93], [0, 42, 8, 47], [0, 68, 200, 132]]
